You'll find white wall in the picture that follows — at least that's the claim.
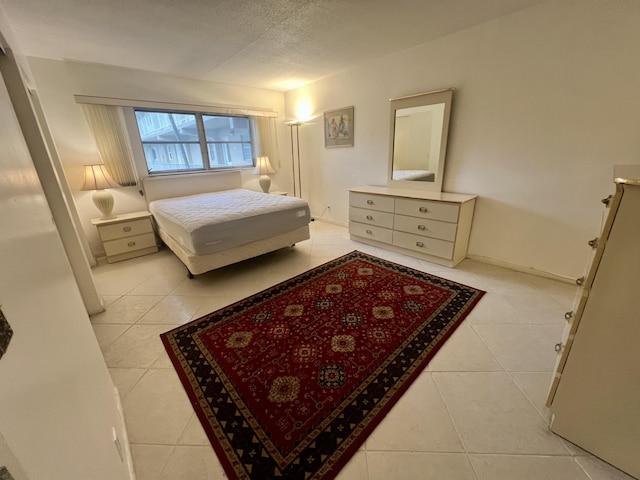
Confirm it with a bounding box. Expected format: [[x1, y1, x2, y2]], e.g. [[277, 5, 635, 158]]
[[0, 431, 30, 480], [285, 0, 640, 279], [26, 59, 290, 257], [0, 28, 132, 480]]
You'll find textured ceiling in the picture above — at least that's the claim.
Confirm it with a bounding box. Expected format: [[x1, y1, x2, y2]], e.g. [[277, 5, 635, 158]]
[[1, 0, 544, 91]]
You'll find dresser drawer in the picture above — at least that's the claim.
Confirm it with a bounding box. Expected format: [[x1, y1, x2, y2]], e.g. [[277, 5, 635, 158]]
[[103, 232, 157, 257], [349, 221, 393, 244], [395, 198, 459, 223], [393, 231, 454, 259], [349, 207, 394, 228], [393, 214, 457, 241], [350, 192, 394, 213], [98, 218, 153, 242]]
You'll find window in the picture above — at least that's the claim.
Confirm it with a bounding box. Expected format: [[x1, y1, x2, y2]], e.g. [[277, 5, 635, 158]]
[[134, 110, 255, 174]]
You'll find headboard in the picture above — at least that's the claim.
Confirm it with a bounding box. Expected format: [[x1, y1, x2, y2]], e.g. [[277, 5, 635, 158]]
[[141, 170, 243, 203]]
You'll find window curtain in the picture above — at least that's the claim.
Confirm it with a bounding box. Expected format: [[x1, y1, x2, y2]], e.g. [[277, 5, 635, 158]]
[[81, 104, 137, 186], [255, 116, 278, 165]]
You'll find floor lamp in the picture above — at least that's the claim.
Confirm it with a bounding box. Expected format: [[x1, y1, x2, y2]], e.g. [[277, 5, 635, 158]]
[[288, 121, 303, 198], [288, 121, 315, 220]]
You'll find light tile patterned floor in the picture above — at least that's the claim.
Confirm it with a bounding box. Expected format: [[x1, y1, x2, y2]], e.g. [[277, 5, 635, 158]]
[[90, 221, 635, 480]]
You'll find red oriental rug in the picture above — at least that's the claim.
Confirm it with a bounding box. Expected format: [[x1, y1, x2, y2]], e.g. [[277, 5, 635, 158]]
[[161, 251, 485, 479]]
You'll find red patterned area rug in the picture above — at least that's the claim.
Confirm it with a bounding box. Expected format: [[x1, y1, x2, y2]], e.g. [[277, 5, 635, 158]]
[[161, 251, 485, 480]]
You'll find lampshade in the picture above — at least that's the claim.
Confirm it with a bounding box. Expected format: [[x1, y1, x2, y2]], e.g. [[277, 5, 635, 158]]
[[254, 156, 275, 193], [81, 164, 119, 191], [81, 164, 118, 219], [253, 156, 275, 175]]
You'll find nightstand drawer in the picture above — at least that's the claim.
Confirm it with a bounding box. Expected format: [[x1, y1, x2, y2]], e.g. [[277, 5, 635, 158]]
[[103, 232, 157, 257], [98, 218, 153, 241]]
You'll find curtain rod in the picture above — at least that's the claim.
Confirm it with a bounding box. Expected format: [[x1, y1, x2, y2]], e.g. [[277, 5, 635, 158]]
[[74, 94, 278, 118]]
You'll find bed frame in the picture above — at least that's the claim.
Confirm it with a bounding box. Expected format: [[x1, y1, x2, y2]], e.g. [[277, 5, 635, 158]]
[[141, 171, 310, 277]]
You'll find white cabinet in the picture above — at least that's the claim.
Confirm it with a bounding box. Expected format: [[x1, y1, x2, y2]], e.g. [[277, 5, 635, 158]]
[[92, 211, 158, 263], [546, 165, 640, 479], [348, 186, 477, 267]]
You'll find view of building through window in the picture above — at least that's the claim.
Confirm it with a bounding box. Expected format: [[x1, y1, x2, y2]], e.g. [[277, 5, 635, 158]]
[[134, 110, 254, 173]]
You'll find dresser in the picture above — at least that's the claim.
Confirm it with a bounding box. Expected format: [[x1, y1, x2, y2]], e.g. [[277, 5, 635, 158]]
[[91, 211, 158, 263], [546, 166, 640, 479], [348, 186, 477, 267]]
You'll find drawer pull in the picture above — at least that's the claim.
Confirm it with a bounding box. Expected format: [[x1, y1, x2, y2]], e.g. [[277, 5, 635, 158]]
[[564, 311, 573, 321], [127, 241, 136, 247], [576, 276, 585, 286], [123, 226, 132, 233], [554, 342, 563, 353], [365, 229, 373, 235], [418, 207, 428, 213], [588, 237, 598, 249], [366, 215, 373, 220], [417, 224, 426, 231], [416, 241, 424, 247], [366, 200, 374, 205]]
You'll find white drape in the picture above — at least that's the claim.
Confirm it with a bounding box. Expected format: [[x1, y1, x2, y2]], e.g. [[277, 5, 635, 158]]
[[255, 116, 278, 166], [81, 104, 138, 186]]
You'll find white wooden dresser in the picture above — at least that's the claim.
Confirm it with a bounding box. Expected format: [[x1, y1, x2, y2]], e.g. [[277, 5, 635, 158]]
[[348, 186, 477, 267], [546, 165, 640, 479]]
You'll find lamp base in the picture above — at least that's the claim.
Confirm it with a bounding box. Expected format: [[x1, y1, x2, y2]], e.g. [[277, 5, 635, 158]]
[[259, 175, 271, 193], [93, 189, 115, 219]]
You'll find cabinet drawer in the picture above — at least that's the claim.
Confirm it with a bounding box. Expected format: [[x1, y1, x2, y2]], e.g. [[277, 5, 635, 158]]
[[349, 207, 394, 228], [393, 214, 457, 241], [395, 198, 459, 223], [104, 232, 156, 257], [349, 221, 393, 244], [350, 192, 394, 213], [393, 231, 454, 259], [98, 218, 153, 241]]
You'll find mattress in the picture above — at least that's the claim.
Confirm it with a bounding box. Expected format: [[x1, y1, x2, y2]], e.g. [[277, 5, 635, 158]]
[[148, 189, 310, 255]]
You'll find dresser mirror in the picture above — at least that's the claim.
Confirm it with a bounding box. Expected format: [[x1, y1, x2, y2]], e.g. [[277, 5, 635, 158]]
[[388, 88, 454, 192]]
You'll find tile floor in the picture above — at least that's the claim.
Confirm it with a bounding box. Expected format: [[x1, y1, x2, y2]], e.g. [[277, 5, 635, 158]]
[[90, 221, 635, 480]]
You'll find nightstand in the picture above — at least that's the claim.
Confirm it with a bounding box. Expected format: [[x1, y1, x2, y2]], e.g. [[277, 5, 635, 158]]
[[270, 191, 288, 196], [91, 211, 158, 263]]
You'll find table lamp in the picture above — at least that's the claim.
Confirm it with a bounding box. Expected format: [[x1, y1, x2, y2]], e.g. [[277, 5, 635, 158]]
[[254, 156, 276, 193], [81, 164, 119, 219]]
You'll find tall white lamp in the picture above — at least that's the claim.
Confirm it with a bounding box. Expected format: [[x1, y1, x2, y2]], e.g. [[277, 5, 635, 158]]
[[254, 156, 276, 193], [81, 164, 119, 219], [286, 120, 303, 198]]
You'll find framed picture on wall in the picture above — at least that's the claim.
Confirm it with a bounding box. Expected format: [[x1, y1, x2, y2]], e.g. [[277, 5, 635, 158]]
[[324, 106, 354, 148]]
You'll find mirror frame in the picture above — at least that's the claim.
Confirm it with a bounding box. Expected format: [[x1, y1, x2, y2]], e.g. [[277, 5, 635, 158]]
[[387, 88, 454, 192]]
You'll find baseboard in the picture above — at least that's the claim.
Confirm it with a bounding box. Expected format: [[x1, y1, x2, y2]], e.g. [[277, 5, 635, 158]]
[[313, 217, 348, 227], [92, 254, 108, 266], [114, 386, 137, 480], [466, 254, 576, 285]]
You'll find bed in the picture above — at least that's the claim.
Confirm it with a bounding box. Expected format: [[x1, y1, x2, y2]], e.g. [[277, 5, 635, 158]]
[[142, 171, 311, 277], [391, 169, 435, 181]]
